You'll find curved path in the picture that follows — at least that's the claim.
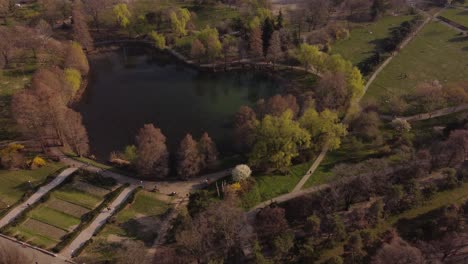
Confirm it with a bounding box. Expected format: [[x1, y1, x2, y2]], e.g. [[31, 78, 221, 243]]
[[381, 104, 468, 122]]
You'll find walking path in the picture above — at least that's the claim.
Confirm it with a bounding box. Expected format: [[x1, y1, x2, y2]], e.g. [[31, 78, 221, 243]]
[[381, 104, 468, 122], [62, 185, 137, 259], [0, 235, 69, 264], [0, 167, 78, 228]]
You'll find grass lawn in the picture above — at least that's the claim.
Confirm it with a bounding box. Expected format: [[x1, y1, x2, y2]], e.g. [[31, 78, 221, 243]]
[[440, 8, 468, 28], [53, 185, 105, 210], [254, 162, 312, 202], [11, 225, 60, 249], [332, 15, 415, 66], [29, 206, 81, 231], [0, 163, 64, 211], [365, 22, 468, 101], [303, 140, 385, 189], [184, 4, 240, 29]]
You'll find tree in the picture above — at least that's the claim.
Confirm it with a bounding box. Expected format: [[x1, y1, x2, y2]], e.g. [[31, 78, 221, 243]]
[[176, 198, 246, 262], [115, 241, 149, 264], [177, 134, 201, 179], [113, 3, 131, 29], [190, 39, 206, 63], [65, 42, 89, 76], [316, 72, 349, 111], [232, 164, 252, 182], [0, 0, 10, 24], [258, 94, 300, 117], [371, 0, 389, 20], [198, 132, 218, 169], [205, 34, 221, 62], [39, 0, 70, 25], [249, 110, 311, 171], [150, 31, 166, 49], [372, 235, 425, 264], [83, 0, 110, 30], [351, 111, 382, 143], [61, 109, 89, 156], [299, 108, 348, 150], [222, 35, 238, 66], [255, 207, 289, 240], [267, 30, 282, 66], [250, 26, 263, 58], [72, 0, 93, 50], [305, 214, 321, 235], [135, 124, 169, 178], [262, 17, 275, 55], [367, 199, 384, 226], [0, 241, 31, 264], [344, 233, 364, 263], [234, 106, 257, 152], [170, 8, 191, 37], [293, 44, 325, 73], [0, 26, 14, 68], [305, 0, 330, 31], [322, 213, 347, 242], [273, 232, 294, 260]]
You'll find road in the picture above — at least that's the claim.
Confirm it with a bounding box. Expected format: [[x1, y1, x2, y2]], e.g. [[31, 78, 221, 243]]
[[62, 185, 137, 259], [0, 167, 78, 229]]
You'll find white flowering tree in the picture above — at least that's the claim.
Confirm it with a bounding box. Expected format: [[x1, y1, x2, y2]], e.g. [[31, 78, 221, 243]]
[[232, 164, 252, 182]]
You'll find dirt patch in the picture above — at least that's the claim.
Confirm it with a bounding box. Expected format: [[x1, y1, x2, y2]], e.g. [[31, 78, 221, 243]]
[[22, 219, 67, 240], [47, 198, 90, 218]]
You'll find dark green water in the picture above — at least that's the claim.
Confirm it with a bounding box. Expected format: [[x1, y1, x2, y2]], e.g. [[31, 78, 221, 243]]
[[78, 47, 280, 160]]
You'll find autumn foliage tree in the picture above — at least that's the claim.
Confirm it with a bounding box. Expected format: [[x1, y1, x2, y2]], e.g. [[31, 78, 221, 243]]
[[190, 39, 206, 63], [71, 0, 93, 50], [177, 134, 202, 178], [65, 42, 89, 76], [135, 124, 169, 178], [267, 30, 282, 66], [198, 132, 218, 169], [61, 108, 89, 156], [234, 106, 257, 152], [250, 26, 263, 58]]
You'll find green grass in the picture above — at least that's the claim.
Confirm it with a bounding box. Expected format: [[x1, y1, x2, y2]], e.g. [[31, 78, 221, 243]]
[[303, 141, 385, 189], [366, 22, 468, 100], [0, 163, 64, 209], [254, 162, 312, 201], [332, 15, 415, 66], [29, 206, 81, 231], [11, 225, 59, 249], [440, 8, 468, 28], [53, 186, 103, 210]]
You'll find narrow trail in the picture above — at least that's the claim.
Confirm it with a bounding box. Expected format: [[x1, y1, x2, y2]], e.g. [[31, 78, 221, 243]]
[[381, 104, 468, 122]]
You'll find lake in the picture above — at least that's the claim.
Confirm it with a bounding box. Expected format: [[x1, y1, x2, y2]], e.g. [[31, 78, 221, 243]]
[[77, 47, 280, 160]]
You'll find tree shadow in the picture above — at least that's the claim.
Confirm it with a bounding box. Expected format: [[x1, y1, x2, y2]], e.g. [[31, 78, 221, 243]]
[[448, 36, 468, 43], [120, 217, 159, 246]]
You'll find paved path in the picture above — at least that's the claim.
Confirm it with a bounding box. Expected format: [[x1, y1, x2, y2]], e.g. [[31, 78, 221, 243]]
[[381, 104, 468, 122], [62, 185, 137, 259], [0, 167, 78, 228], [292, 147, 329, 192]]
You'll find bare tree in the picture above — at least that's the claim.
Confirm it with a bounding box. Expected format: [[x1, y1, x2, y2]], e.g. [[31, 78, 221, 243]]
[[72, 0, 93, 50], [198, 132, 218, 169], [267, 30, 282, 67], [61, 108, 89, 156], [316, 71, 350, 111], [83, 0, 110, 30], [177, 134, 201, 179], [305, 0, 331, 31], [0, 242, 31, 264], [233, 105, 257, 152], [0, 26, 14, 68], [135, 124, 169, 178], [0, 0, 10, 24], [190, 39, 206, 63], [372, 235, 425, 264]]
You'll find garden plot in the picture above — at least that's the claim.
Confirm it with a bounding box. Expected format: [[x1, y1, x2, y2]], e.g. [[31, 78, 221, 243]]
[[77, 190, 172, 262], [4, 171, 118, 250]]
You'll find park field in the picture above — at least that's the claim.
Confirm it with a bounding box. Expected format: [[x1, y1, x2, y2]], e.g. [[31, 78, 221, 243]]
[[332, 15, 415, 66], [77, 189, 171, 262], [440, 8, 468, 28], [4, 171, 117, 249], [365, 21, 468, 102], [0, 163, 65, 215]]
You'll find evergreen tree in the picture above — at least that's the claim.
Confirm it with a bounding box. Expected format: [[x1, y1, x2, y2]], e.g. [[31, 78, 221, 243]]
[[262, 17, 275, 56]]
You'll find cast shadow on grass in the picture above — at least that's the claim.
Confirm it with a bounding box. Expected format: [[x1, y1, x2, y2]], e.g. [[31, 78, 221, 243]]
[[120, 217, 159, 246], [448, 36, 468, 43]]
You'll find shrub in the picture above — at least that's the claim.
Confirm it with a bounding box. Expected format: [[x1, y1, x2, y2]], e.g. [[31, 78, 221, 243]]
[[64, 68, 82, 94], [150, 31, 166, 49], [31, 156, 46, 169], [232, 164, 252, 182]]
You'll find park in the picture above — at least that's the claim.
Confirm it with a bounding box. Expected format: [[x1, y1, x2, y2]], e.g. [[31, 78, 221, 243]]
[[0, 0, 468, 263]]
